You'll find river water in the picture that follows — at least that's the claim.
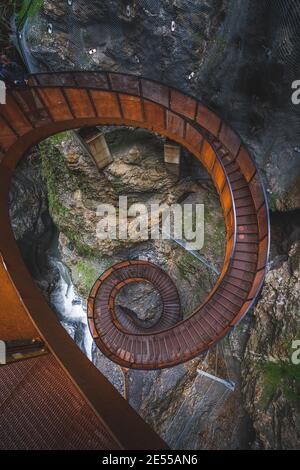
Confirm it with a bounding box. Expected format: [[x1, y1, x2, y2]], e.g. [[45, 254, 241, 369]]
[[48, 255, 93, 361]]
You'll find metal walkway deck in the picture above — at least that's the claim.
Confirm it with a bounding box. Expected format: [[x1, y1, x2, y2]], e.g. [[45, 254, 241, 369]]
[[0, 71, 270, 444]]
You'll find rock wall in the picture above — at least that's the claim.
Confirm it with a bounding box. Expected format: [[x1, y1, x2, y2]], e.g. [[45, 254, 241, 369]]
[[35, 128, 256, 450], [42, 128, 225, 312], [242, 241, 300, 449], [24, 0, 300, 210], [9, 148, 58, 298], [9, 0, 300, 449]]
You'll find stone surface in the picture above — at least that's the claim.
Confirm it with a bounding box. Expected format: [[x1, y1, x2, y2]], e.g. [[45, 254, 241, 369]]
[[42, 128, 225, 304], [242, 241, 300, 449], [24, 0, 300, 211], [115, 281, 163, 324], [127, 340, 254, 450], [9, 149, 58, 298], [10, 0, 300, 450]]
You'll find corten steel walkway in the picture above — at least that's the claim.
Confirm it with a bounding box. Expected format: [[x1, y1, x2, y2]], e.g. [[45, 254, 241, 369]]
[[0, 71, 270, 445], [88, 261, 182, 348]]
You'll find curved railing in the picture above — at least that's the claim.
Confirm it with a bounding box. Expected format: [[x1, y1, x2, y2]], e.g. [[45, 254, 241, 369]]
[[89, 260, 182, 336], [0, 71, 270, 419]]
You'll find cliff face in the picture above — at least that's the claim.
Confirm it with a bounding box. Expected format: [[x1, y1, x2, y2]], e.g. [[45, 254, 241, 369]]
[[25, 0, 300, 211], [9, 149, 58, 298], [9, 0, 300, 449], [42, 128, 225, 311], [242, 241, 300, 449], [20, 128, 247, 450]]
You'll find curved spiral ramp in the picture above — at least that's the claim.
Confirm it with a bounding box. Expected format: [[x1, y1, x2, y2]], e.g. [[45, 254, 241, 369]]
[[88, 260, 182, 365], [0, 72, 270, 446]]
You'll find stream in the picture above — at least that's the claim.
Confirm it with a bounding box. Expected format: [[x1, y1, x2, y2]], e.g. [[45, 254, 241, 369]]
[[48, 255, 93, 361]]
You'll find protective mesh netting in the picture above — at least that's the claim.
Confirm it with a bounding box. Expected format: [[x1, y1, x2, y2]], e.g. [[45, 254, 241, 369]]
[[265, 0, 300, 82], [17, 0, 222, 74], [17, 1, 300, 73], [15, 0, 300, 125], [264, 0, 300, 127]]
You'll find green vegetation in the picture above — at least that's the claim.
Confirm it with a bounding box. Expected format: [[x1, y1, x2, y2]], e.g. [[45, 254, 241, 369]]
[[40, 133, 103, 259], [215, 35, 227, 53], [47, 131, 69, 146], [186, 189, 226, 267], [176, 250, 201, 281], [40, 138, 69, 219], [267, 191, 277, 212], [76, 260, 98, 295], [17, 0, 44, 23], [202, 206, 225, 260], [63, 227, 98, 259], [260, 360, 300, 409]]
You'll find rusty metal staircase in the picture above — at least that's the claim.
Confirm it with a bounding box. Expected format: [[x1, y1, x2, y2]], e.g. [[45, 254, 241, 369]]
[[0, 71, 270, 447]]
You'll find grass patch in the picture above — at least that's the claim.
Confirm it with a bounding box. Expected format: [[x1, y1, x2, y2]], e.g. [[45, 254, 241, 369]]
[[260, 360, 300, 409], [17, 0, 44, 23], [40, 133, 104, 259], [40, 138, 69, 219], [176, 250, 203, 281], [76, 260, 98, 295], [63, 227, 98, 259], [48, 132, 69, 146]]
